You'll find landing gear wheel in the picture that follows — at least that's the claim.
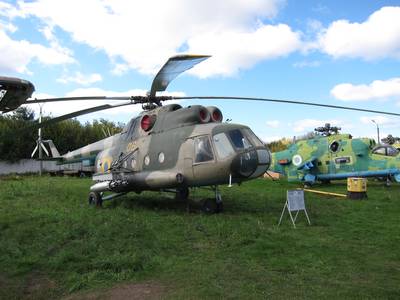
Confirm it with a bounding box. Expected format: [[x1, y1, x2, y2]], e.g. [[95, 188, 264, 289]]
[[175, 187, 189, 201], [202, 199, 217, 214], [216, 201, 224, 213], [386, 177, 392, 187], [88, 191, 103, 207]]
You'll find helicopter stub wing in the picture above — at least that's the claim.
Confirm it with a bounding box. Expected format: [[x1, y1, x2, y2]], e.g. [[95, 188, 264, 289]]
[[149, 54, 210, 97], [0, 76, 35, 112]]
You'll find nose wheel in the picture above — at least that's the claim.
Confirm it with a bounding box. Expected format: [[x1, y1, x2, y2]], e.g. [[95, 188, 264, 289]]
[[88, 191, 103, 207], [202, 186, 223, 213]]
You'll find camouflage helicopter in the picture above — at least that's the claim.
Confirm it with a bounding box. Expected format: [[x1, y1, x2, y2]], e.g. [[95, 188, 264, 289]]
[[2, 54, 400, 211], [270, 123, 400, 186]]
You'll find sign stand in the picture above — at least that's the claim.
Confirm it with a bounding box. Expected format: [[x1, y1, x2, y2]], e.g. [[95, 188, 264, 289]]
[[278, 190, 311, 228]]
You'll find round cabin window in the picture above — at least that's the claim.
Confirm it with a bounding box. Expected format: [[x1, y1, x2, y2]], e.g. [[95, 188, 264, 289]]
[[158, 152, 165, 163], [131, 158, 137, 169], [144, 155, 150, 166]]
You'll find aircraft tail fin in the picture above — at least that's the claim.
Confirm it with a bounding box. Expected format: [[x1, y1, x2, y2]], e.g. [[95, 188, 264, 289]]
[[43, 140, 61, 158]]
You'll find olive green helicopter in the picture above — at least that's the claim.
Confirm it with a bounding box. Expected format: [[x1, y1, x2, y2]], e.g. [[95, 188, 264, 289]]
[[1, 54, 400, 212], [270, 124, 400, 187]]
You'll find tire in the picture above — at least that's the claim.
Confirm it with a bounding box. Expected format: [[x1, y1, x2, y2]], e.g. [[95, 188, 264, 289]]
[[88, 191, 102, 207], [216, 202, 224, 213], [175, 187, 189, 201], [202, 198, 217, 214]]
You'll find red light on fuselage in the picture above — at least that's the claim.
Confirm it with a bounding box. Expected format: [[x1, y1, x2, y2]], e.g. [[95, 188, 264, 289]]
[[141, 114, 155, 131]]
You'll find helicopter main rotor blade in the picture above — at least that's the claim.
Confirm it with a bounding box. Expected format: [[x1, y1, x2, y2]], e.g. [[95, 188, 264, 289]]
[[149, 54, 210, 98], [32, 93, 400, 129], [35, 102, 134, 128], [174, 96, 400, 117], [26, 96, 133, 104]]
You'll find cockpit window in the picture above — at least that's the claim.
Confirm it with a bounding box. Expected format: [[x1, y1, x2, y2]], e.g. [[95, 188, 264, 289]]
[[122, 118, 139, 140], [228, 129, 252, 150], [387, 146, 399, 156], [243, 128, 264, 147], [372, 146, 399, 157], [194, 136, 214, 163], [213, 133, 235, 159]]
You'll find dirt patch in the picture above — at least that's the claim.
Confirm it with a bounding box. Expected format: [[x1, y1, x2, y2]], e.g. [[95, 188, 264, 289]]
[[64, 282, 166, 300], [22, 273, 59, 299], [0, 272, 60, 299], [23, 274, 58, 297]]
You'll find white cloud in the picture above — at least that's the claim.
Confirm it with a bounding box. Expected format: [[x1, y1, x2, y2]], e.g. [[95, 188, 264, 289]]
[[318, 6, 400, 60], [10, 0, 300, 77], [266, 120, 280, 128], [0, 27, 74, 74], [331, 77, 400, 101], [187, 24, 301, 77], [57, 72, 103, 86], [260, 135, 284, 143], [360, 115, 398, 127], [293, 60, 320, 68]]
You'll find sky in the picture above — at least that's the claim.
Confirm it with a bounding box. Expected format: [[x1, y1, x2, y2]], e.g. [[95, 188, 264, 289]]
[[1, 0, 400, 143]]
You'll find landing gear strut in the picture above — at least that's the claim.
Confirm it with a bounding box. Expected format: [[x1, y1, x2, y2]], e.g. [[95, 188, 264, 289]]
[[176, 187, 190, 212], [202, 186, 223, 213]]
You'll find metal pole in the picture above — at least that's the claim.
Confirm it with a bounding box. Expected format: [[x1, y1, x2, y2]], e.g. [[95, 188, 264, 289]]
[[377, 125, 380, 145], [372, 120, 380, 144], [39, 105, 43, 176]]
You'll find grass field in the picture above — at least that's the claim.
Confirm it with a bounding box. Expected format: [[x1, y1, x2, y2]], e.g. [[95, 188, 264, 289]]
[[0, 176, 399, 299]]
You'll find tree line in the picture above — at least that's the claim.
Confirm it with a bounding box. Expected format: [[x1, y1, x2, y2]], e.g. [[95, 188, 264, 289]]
[[0, 107, 123, 162]]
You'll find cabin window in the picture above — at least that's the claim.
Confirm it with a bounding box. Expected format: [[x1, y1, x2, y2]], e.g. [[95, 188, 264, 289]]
[[213, 133, 235, 159], [130, 150, 138, 170], [122, 118, 139, 140], [373, 146, 399, 157], [329, 141, 340, 152], [194, 136, 214, 163], [373, 147, 386, 155], [158, 152, 165, 163], [228, 129, 252, 150], [387, 147, 399, 156], [144, 155, 150, 166], [335, 157, 351, 164], [243, 128, 264, 147]]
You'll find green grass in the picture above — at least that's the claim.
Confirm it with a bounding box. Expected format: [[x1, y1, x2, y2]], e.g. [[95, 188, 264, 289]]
[[0, 176, 399, 299]]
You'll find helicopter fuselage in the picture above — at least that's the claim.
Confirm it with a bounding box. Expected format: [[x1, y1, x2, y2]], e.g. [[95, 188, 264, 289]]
[[271, 133, 400, 184], [60, 104, 270, 193]]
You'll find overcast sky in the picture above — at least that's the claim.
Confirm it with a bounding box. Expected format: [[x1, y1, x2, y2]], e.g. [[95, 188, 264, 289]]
[[1, 0, 400, 142]]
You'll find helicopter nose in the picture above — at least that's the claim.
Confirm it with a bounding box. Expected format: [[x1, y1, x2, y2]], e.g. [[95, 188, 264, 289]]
[[231, 148, 270, 178]]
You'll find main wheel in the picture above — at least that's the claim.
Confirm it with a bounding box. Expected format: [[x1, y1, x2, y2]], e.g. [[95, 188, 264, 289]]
[[88, 191, 103, 207], [215, 202, 224, 213], [202, 198, 217, 214], [175, 187, 189, 201]]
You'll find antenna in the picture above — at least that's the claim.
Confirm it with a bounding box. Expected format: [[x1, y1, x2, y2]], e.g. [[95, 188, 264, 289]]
[[31, 104, 49, 175]]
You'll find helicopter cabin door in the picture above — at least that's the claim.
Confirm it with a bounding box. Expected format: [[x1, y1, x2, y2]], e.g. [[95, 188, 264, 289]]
[[191, 135, 216, 186], [183, 139, 195, 183]]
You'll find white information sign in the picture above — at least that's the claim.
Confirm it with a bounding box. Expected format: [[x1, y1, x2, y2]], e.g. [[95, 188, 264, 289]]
[[287, 190, 305, 211], [278, 189, 311, 228]]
